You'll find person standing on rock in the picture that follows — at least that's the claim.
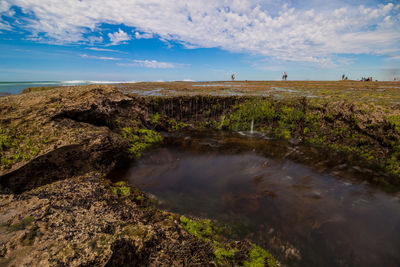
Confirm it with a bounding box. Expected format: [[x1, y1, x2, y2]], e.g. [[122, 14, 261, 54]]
[[283, 72, 287, 81]]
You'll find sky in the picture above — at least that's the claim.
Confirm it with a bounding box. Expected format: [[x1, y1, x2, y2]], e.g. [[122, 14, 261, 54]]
[[0, 0, 399, 81]]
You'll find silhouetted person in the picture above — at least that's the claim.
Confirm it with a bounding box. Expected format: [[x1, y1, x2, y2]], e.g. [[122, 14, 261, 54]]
[[283, 72, 287, 81], [231, 74, 235, 81]]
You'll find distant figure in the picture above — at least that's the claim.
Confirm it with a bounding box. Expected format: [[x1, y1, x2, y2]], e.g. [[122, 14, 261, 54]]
[[283, 72, 287, 81], [342, 74, 345, 80], [231, 73, 235, 81]]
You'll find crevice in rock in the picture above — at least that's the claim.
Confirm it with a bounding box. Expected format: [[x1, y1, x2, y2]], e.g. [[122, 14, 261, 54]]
[[52, 104, 116, 129], [0, 132, 127, 194], [105, 239, 150, 267], [0, 145, 90, 194]]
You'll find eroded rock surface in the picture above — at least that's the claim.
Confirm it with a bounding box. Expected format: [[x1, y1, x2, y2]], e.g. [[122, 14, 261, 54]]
[[1, 81, 399, 266], [0, 173, 225, 266], [0, 85, 275, 266]]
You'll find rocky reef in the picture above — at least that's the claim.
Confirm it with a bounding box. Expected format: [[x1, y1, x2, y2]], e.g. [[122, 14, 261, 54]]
[[0, 81, 399, 266]]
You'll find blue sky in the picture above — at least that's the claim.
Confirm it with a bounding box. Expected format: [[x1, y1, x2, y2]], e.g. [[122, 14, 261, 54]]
[[0, 0, 399, 81]]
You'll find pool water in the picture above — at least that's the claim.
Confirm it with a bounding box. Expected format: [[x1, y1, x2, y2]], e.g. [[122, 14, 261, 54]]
[[113, 131, 400, 266]]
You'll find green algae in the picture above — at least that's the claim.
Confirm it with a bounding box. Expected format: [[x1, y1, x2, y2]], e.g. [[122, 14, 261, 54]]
[[167, 118, 188, 131], [220, 99, 278, 131], [179, 216, 236, 264], [151, 113, 161, 124], [0, 128, 17, 151], [119, 126, 163, 158], [179, 215, 278, 266], [0, 128, 42, 170], [243, 244, 278, 267], [387, 115, 400, 132], [150, 113, 188, 131], [213, 245, 238, 265], [179, 216, 216, 242], [110, 181, 131, 197]]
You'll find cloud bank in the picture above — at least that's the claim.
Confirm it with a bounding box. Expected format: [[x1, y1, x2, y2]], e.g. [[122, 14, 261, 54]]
[[118, 59, 180, 69], [1, 0, 399, 63]]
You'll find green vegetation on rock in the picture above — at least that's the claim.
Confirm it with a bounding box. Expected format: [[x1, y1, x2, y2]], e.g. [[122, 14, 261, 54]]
[[167, 118, 188, 131], [119, 126, 162, 158], [213, 245, 238, 265], [0, 128, 17, 151], [243, 244, 278, 267], [179, 216, 277, 266], [220, 99, 277, 131], [0, 128, 41, 170], [179, 216, 216, 242], [151, 113, 160, 124], [110, 181, 131, 197], [212, 98, 400, 185], [387, 115, 400, 132]]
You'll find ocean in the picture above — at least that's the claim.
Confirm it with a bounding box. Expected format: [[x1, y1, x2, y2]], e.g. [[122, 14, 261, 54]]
[[0, 81, 133, 96]]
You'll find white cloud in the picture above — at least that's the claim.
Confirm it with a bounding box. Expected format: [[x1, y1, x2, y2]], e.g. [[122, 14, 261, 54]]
[[87, 35, 103, 45], [80, 54, 119, 60], [86, 47, 123, 53], [385, 55, 400, 61], [108, 29, 130, 45], [118, 59, 180, 68], [0, 1, 11, 13], [0, 21, 12, 31], [134, 32, 154, 39], [2, 0, 400, 63], [0, 1, 13, 31]]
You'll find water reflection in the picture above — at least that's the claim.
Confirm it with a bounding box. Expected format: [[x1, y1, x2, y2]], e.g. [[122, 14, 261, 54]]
[[116, 132, 400, 266]]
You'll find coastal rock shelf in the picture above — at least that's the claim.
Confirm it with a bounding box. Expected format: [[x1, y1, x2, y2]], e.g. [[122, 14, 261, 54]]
[[0, 81, 399, 266]]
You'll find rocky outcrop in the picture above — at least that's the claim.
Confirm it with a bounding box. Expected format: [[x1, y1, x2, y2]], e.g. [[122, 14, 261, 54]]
[[0, 81, 399, 265], [0, 173, 226, 266], [0, 85, 278, 266]]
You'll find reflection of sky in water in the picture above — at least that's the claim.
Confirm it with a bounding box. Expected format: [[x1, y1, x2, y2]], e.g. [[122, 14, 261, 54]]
[[120, 135, 400, 267], [272, 87, 298, 93], [192, 84, 242, 87]]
